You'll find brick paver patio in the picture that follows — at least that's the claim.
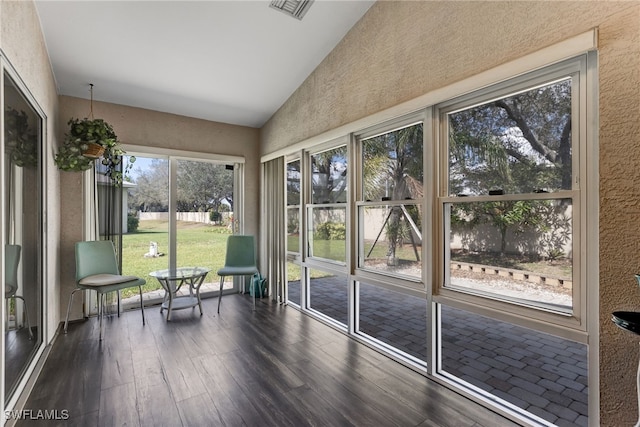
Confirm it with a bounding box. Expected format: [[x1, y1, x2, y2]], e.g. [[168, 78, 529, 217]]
[[287, 277, 588, 427]]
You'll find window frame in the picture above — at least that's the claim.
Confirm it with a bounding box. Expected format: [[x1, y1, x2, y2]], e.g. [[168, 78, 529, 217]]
[[353, 113, 428, 290], [1, 53, 49, 413], [434, 54, 592, 337], [286, 156, 302, 257], [115, 144, 245, 301], [304, 138, 350, 270]]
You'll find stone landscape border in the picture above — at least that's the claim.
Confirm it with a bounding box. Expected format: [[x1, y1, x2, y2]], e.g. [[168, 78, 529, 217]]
[[451, 261, 572, 290]]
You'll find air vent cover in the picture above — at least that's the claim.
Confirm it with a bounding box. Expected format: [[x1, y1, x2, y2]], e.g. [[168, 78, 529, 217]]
[[269, 0, 314, 20]]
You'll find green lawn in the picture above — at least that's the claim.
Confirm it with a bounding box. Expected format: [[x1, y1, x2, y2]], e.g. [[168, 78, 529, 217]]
[[121, 219, 231, 297]]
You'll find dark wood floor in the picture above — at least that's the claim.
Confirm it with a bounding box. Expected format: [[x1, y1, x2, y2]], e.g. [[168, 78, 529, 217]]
[[5, 326, 38, 400], [16, 294, 521, 427]]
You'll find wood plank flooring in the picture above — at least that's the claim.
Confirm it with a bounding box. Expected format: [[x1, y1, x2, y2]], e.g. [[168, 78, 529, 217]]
[[15, 294, 521, 427]]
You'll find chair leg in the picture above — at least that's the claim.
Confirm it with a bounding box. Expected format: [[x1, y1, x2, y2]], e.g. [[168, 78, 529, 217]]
[[64, 289, 81, 334], [13, 295, 33, 340], [138, 285, 146, 326], [98, 293, 104, 341], [217, 276, 225, 313]]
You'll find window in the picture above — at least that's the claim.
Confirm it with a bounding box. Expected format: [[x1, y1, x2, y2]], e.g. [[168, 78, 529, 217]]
[[357, 122, 424, 280], [437, 55, 588, 326], [275, 44, 596, 426], [286, 158, 302, 306], [308, 268, 348, 327], [118, 149, 243, 306], [308, 145, 347, 264], [287, 159, 301, 254]]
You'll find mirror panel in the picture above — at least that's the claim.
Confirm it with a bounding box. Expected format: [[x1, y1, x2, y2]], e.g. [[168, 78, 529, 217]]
[[4, 70, 43, 403]]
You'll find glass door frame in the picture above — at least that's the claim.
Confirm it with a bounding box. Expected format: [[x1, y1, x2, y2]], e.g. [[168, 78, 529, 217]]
[[115, 145, 245, 299], [0, 53, 49, 414]]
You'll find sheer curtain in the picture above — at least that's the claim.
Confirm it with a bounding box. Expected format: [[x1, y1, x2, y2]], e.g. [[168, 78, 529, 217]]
[[93, 160, 124, 313], [261, 157, 286, 303], [95, 161, 123, 261]]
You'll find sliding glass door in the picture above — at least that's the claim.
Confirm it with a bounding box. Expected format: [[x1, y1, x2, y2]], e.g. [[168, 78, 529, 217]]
[[175, 159, 234, 294], [120, 151, 242, 306]]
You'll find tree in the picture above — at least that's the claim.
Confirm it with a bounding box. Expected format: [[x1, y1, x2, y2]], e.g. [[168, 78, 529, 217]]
[[287, 160, 301, 206], [311, 147, 347, 203], [449, 79, 571, 195], [128, 158, 169, 212], [176, 161, 233, 212], [449, 79, 572, 256], [363, 124, 423, 264], [127, 159, 233, 214]]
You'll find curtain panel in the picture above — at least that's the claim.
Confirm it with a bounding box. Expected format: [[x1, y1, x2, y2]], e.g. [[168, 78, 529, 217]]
[[261, 157, 286, 302], [94, 161, 123, 265]]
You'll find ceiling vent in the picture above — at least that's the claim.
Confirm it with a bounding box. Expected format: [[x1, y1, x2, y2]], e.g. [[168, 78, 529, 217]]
[[269, 0, 314, 20]]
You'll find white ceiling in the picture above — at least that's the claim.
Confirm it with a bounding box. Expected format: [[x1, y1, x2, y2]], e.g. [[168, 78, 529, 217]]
[[34, 0, 374, 128]]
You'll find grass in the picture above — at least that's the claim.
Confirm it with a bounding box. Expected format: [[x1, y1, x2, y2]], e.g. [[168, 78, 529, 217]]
[[121, 220, 231, 297], [123, 222, 567, 298]]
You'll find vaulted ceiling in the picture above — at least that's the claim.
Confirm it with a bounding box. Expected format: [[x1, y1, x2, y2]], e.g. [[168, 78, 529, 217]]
[[35, 1, 374, 128]]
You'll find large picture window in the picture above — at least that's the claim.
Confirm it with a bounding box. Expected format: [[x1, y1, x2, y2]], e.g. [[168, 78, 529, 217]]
[[437, 56, 586, 326]]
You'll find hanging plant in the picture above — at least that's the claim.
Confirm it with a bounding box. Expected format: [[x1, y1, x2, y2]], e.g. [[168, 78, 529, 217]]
[[54, 85, 134, 186], [5, 107, 38, 168]]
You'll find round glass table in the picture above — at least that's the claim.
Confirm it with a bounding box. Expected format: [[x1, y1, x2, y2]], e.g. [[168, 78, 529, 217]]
[[149, 267, 210, 321]]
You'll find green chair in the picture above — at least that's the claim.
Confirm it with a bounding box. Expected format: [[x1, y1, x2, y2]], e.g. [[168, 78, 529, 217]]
[[217, 235, 259, 313], [5, 244, 33, 339], [64, 240, 146, 340]]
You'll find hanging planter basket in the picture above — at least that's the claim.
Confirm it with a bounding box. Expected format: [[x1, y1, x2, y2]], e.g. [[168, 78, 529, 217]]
[[82, 141, 105, 159], [54, 85, 135, 186]]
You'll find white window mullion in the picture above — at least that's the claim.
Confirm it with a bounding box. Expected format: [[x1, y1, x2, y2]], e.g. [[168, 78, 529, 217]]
[[168, 157, 177, 272]]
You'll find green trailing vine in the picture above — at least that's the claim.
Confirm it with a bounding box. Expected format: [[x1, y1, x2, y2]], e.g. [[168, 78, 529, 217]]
[[54, 117, 134, 186]]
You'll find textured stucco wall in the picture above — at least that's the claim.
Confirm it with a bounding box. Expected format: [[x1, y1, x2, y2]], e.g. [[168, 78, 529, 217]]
[[0, 0, 61, 342], [260, 1, 640, 426], [598, 6, 640, 425], [261, 2, 635, 154], [58, 96, 261, 320]]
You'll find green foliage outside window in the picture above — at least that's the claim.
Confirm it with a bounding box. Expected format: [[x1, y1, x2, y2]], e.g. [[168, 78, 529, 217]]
[[315, 222, 346, 241]]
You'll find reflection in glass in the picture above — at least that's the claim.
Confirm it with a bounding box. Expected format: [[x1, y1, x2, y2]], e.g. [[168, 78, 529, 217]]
[[307, 206, 346, 263], [358, 282, 427, 362], [448, 79, 572, 196], [4, 71, 43, 403], [445, 199, 573, 312], [439, 304, 588, 425], [362, 123, 423, 201], [311, 146, 347, 204], [359, 204, 422, 279], [309, 269, 347, 326]]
